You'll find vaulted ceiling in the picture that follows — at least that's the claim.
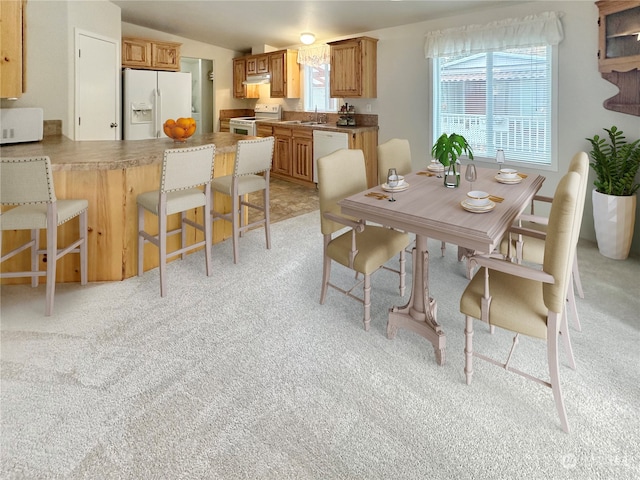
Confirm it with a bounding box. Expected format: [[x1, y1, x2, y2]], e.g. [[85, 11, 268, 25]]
[[111, 1, 526, 53]]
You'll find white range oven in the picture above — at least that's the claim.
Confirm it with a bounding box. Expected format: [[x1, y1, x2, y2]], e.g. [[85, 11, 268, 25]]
[[229, 104, 281, 136]]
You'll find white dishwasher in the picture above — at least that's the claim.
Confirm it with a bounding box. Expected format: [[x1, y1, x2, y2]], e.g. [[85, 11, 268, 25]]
[[313, 130, 350, 183]]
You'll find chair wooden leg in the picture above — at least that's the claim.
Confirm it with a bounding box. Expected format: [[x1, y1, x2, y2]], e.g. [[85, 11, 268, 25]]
[[560, 309, 576, 370], [31, 229, 39, 287], [264, 186, 271, 250], [572, 255, 584, 299], [180, 212, 187, 260], [137, 206, 145, 277], [158, 208, 168, 297], [567, 272, 582, 332], [441, 241, 446, 257], [232, 195, 240, 264], [80, 210, 88, 285], [363, 273, 372, 331], [320, 254, 331, 304], [44, 222, 57, 316], [464, 315, 474, 385], [204, 195, 213, 277], [548, 312, 570, 433]]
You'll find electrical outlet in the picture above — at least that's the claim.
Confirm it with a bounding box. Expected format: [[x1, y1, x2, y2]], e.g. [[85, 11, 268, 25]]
[[366, 104, 372, 113]]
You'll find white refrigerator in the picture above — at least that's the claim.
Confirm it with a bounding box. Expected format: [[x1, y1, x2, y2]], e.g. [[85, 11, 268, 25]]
[[122, 69, 192, 140]]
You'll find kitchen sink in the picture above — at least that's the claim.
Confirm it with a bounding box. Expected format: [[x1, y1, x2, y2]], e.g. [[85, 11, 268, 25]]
[[279, 120, 326, 126]]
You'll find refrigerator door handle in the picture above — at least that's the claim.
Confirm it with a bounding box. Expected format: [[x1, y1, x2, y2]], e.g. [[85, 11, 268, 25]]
[[155, 88, 161, 138]]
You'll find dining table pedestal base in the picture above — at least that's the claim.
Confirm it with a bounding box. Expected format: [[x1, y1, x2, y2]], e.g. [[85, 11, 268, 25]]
[[386, 235, 447, 365]]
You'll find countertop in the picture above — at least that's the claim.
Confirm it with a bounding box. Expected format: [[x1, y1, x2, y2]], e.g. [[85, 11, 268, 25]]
[[0, 132, 247, 172], [260, 120, 378, 134]]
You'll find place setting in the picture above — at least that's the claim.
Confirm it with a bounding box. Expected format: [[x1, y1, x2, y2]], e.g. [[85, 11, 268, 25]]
[[460, 190, 497, 213], [495, 167, 526, 184]]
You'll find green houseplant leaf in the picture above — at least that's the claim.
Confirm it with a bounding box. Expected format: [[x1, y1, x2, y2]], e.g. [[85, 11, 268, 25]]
[[586, 126, 640, 197], [431, 133, 474, 167]]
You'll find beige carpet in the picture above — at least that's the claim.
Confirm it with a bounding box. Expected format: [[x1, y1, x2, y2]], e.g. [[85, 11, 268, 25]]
[[1, 211, 639, 479]]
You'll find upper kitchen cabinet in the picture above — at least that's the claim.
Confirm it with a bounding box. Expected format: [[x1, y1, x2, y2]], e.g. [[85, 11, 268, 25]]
[[269, 49, 300, 98], [122, 37, 182, 71], [595, 1, 640, 116], [233, 57, 259, 99], [247, 55, 269, 75], [596, 1, 640, 73], [1, 0, 26, 98], [329, 37, 378, 98]]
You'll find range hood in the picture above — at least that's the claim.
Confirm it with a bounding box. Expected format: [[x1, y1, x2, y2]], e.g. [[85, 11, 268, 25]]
[[243, 73, 271, 85]]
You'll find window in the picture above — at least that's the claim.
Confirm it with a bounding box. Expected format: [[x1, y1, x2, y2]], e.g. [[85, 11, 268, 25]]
[[433, 46, 556, 167], [304, 64, 337, 112], [425, 11, 564, 169]]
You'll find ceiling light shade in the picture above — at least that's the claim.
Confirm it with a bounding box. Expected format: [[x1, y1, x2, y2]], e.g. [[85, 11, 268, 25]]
[[300, 33, 315, 45]]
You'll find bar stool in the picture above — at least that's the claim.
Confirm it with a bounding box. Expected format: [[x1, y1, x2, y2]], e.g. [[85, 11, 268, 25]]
[[0, 156, 88, 316], [137, 144, 215, 297], [211, 137, 275, 264]]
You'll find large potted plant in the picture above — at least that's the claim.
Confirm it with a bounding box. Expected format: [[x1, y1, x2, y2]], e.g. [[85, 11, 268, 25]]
[[431, 133, 474, 188], [586, 126, 640, 259]]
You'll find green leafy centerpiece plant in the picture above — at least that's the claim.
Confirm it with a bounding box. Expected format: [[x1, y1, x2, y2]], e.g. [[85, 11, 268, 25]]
[[585, 126, 640, 259], [431, 133, 474, 188]]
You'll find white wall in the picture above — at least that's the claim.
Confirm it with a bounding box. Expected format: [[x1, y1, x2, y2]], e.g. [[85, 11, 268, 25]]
[[0, 0, 121, 139]]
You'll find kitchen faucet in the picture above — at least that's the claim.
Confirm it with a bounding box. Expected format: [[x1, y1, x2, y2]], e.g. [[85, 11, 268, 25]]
[[315, 106, 318, 123]]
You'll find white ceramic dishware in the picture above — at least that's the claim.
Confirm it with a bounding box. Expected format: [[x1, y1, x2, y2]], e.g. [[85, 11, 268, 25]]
[[499, 168, 518, 179], [466, 190, 490, 206]]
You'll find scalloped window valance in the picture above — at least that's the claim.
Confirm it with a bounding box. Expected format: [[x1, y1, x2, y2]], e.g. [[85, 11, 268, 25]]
[[297, 44, 331, 67], [424, 11, 564, 58]]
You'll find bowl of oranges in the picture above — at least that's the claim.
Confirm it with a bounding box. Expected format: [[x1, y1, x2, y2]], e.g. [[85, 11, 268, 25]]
[[163, 117, 197, 142]]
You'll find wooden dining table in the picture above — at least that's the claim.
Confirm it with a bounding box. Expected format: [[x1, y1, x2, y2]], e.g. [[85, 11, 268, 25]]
[[338, 166, 545, 365]]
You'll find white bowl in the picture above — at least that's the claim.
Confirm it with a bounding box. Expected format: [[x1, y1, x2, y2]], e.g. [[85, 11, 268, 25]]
[[467, 190, 490, 206], [387, 175, 404, 187], [499, 168, 518, 179]]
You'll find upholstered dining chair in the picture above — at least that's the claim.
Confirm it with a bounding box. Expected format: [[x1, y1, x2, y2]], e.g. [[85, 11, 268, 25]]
[[137, 144, 215, 297], [211, 136, 274, 264], [377, 138, 447, 256], [501, 152, 589, 331], [0, 156, 88, 316], [319, 148, 410, 331], [461, 171, 582, 433]]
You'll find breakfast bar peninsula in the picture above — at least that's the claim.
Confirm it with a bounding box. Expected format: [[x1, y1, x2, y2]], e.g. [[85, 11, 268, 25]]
[[0, 133, 247, 283]]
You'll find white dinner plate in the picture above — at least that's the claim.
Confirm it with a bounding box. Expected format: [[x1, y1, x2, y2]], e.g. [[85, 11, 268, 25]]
[[460, 199, 496, 213], [495, 174, 522, 184], [382, 181, 409, 192]]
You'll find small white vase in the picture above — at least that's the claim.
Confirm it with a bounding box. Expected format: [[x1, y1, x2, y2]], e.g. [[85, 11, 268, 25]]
[[592, 189, 637, 260]]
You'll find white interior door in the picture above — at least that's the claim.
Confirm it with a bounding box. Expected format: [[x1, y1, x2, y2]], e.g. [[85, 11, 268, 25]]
[[75, 30, 119, 140]]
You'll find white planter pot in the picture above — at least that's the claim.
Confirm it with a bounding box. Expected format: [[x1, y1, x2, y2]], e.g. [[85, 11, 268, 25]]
[[592, 189, 637, 260]]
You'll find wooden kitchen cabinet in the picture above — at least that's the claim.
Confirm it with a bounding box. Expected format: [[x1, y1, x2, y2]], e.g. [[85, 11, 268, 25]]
[[329, 36, 378, 98], [273, 126, 293, 176], [233, 57, 259, 99], [1, 0, 26, 98], [247, 55, 269, 75], [232, 50, 299, 99], [291, 129, 313, 182], [269, 50, 300, 98], [122, 37, 181, 71], [595, 1, 640, 116], [256, 124, 273, 137]]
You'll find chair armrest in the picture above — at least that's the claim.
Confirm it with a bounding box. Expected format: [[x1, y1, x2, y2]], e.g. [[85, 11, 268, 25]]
[[323, 211, 365, 232], [533, 194, 553, 204], [468, 255, 555, 284], [508, 225, 547, 241], [519, 213, 549, 226]]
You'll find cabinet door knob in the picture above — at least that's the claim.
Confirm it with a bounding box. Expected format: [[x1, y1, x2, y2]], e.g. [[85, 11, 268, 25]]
[[110, 123, 118, 128]]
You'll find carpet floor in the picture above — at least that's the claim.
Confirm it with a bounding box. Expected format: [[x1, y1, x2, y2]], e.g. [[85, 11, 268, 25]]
[[1, 211, 639, 479]]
